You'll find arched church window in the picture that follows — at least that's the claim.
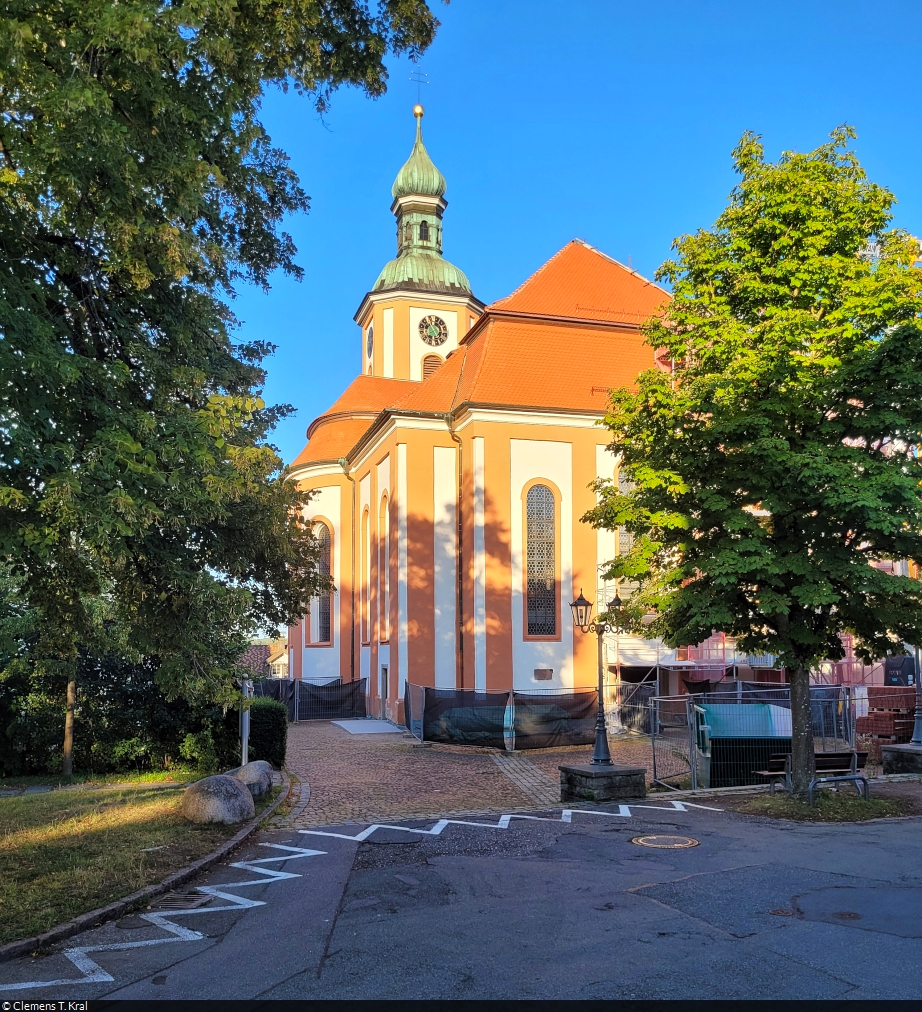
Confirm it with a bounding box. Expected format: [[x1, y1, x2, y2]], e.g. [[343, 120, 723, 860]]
[[525, 484, 557, 636], [315, 521, 332, 644], [422, 354, 442, 379], [615, 466, 634, 558], [419, 220, 429, 241]]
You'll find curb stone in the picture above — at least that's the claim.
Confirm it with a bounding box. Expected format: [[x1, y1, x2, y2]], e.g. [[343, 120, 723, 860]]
[[0, 771, 291, 965]]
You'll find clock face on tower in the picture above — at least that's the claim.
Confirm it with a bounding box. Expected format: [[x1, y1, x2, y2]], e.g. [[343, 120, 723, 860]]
[[419, 315, 448, 346]]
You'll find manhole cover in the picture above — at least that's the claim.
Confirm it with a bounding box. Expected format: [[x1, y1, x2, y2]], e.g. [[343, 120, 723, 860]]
[[630, 835, 699, 849]]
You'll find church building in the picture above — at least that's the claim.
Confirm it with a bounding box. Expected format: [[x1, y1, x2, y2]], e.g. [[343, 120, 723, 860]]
[[287, 106, 679, 723]]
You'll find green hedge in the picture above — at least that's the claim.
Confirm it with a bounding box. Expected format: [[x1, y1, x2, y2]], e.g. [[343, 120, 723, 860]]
[[247, 697, 288, 769]]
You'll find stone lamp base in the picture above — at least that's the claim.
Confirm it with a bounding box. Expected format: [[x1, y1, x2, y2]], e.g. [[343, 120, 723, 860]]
[[559, 764, 647, 803], [881, 744, 922, 775]]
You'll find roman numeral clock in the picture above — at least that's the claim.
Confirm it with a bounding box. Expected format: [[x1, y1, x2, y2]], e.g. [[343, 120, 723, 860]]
[[419, 315, 448, 346]]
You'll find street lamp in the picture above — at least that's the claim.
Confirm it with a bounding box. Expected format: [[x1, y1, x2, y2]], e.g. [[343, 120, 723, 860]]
[[570, 589, 623, 766]]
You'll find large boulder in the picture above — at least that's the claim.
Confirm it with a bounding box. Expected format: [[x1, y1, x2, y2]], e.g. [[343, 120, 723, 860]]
[[181, 774, 255, 824], [230, 760, 274, 798]]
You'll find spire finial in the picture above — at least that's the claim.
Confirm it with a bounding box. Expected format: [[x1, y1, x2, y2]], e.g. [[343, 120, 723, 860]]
[[413, 103, 424, 119]]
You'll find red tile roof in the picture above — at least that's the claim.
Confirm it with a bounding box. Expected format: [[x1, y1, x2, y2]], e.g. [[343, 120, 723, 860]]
[[394, 317, 655, 415], [488, 239, 669, 326], [291, 375, 417, 468], [291, 241, 671, 466], [314, 375, 418, 420]]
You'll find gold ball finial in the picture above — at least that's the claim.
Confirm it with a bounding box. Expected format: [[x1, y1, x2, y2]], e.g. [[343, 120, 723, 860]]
[[413, 103, 424, 118]]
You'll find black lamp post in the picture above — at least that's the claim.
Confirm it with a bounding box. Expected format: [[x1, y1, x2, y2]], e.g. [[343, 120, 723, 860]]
[[570, 589, 622, 766]]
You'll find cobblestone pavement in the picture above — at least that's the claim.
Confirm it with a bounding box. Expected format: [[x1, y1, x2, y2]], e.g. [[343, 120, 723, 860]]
[[274, 723, 657, 828], [276, 722, 535, 827]]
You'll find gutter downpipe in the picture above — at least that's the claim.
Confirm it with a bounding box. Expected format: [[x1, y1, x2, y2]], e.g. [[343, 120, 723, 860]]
[[339, 457, 357, 682]]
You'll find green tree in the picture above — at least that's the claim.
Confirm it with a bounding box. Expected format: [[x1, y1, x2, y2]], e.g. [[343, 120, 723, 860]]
[[0, 1, 439, 770], [586, 127, 922, 795]]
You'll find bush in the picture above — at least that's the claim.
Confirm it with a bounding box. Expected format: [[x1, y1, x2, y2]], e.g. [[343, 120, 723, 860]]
[[0, 654, 241, 777], [247, 697, 288, 769]]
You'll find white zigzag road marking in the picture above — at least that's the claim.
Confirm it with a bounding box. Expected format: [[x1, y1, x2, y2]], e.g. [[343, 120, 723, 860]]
[[298, 800, 722, 842], [0, 843, 325, 993], [3, 801, 720, 993]]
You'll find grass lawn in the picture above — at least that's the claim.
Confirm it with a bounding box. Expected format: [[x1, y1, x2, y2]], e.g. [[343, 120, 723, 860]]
[[1, 770, 200, 789], [739, 790, 910, 822], [0, 785, 277, 945]]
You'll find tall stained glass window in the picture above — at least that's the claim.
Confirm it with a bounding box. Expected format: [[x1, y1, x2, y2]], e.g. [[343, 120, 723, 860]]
[[316, 522, 332, 643], [526, 484, 556, 636]]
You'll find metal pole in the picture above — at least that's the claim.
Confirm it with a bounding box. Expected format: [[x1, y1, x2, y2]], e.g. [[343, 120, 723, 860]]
[[241, 679, 252, 766], [911, 646, 922, 747], [591, 626, 614, 765], [688, 696, 698, 790], [650, 698, 657, 783]]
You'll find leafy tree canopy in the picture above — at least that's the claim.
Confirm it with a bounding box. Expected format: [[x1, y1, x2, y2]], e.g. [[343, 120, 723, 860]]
[[0, 0, 438, 703], [586, 127, 922, 789]]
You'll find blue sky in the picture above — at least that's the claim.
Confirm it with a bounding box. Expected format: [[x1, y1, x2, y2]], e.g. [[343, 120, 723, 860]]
[[233, 0, 922, 464]]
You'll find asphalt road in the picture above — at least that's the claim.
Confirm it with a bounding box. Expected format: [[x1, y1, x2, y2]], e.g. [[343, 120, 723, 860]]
[[3, 799, 922, 1001]]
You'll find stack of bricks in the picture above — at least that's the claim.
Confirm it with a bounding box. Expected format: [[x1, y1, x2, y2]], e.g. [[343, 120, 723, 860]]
[[855, 686, 917, 742]]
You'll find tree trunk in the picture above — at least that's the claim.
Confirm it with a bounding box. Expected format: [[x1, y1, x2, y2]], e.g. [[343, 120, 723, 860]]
[[789, 664, 815, 798], [62, 677, 77, 777]]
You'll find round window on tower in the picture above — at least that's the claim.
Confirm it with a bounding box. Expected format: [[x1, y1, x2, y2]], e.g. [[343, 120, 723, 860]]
[[366, 326, 374, 360], [419, 315, 448, 346]]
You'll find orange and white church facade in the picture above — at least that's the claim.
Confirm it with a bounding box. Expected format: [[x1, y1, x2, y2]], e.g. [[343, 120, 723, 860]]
[[287, 107, 679, 723]]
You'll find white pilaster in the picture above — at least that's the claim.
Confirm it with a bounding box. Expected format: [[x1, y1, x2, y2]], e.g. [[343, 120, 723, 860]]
[[473, 436, 486, 691]]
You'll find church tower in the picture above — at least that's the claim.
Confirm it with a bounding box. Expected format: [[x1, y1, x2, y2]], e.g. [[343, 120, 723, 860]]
[[354, 106, 484, 381]]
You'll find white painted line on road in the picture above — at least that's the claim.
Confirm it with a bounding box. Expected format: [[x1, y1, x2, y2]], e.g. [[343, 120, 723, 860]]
[[298, 800, 722, 842], [0, 843, 325, 994]]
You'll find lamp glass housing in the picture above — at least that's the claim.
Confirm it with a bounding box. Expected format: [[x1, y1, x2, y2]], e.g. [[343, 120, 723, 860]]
[[569, 590, 593, 629]]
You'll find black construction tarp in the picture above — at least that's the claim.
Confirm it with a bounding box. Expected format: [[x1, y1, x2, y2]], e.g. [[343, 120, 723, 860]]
[[421, 688, 509, 749], [297, 678, 367, 721], [254, 678, 298, 720], [512, 690, 597, 749]]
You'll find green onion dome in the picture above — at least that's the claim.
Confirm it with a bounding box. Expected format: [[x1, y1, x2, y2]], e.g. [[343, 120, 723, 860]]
[[391, 106, 447, 200]]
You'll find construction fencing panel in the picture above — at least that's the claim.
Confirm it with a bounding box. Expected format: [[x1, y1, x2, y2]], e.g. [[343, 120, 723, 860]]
[[606, 682, 655, 735], [404, 682, 424, 741], [253, 678, 298, 721], [651, 697, 694, 788], [511, 690, 598, 749], [416, 688, 510, 749], [405, 685, 604, 750], [651, 685, 855, 789], [296, 678, 367, 721]]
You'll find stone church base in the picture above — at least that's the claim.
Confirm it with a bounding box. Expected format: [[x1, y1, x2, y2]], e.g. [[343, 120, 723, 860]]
[[881, 743, 922, 775], [559, 764, 647, 803]]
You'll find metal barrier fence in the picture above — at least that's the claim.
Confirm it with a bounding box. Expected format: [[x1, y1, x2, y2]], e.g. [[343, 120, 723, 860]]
[[254, 678, 367, 721], [404, 685, 604, 751], [604, 681, 656, 736], [650, 684, 916, 789]]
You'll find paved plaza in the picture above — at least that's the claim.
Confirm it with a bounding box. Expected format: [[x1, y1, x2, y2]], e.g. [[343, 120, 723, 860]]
[[4, 795, 922, 1001], [277, 721, 657, 827], [5, 721, 921, 1001]]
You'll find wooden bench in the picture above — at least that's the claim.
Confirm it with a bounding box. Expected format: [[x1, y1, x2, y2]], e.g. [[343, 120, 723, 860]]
[[754, 752, 869, 804]]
